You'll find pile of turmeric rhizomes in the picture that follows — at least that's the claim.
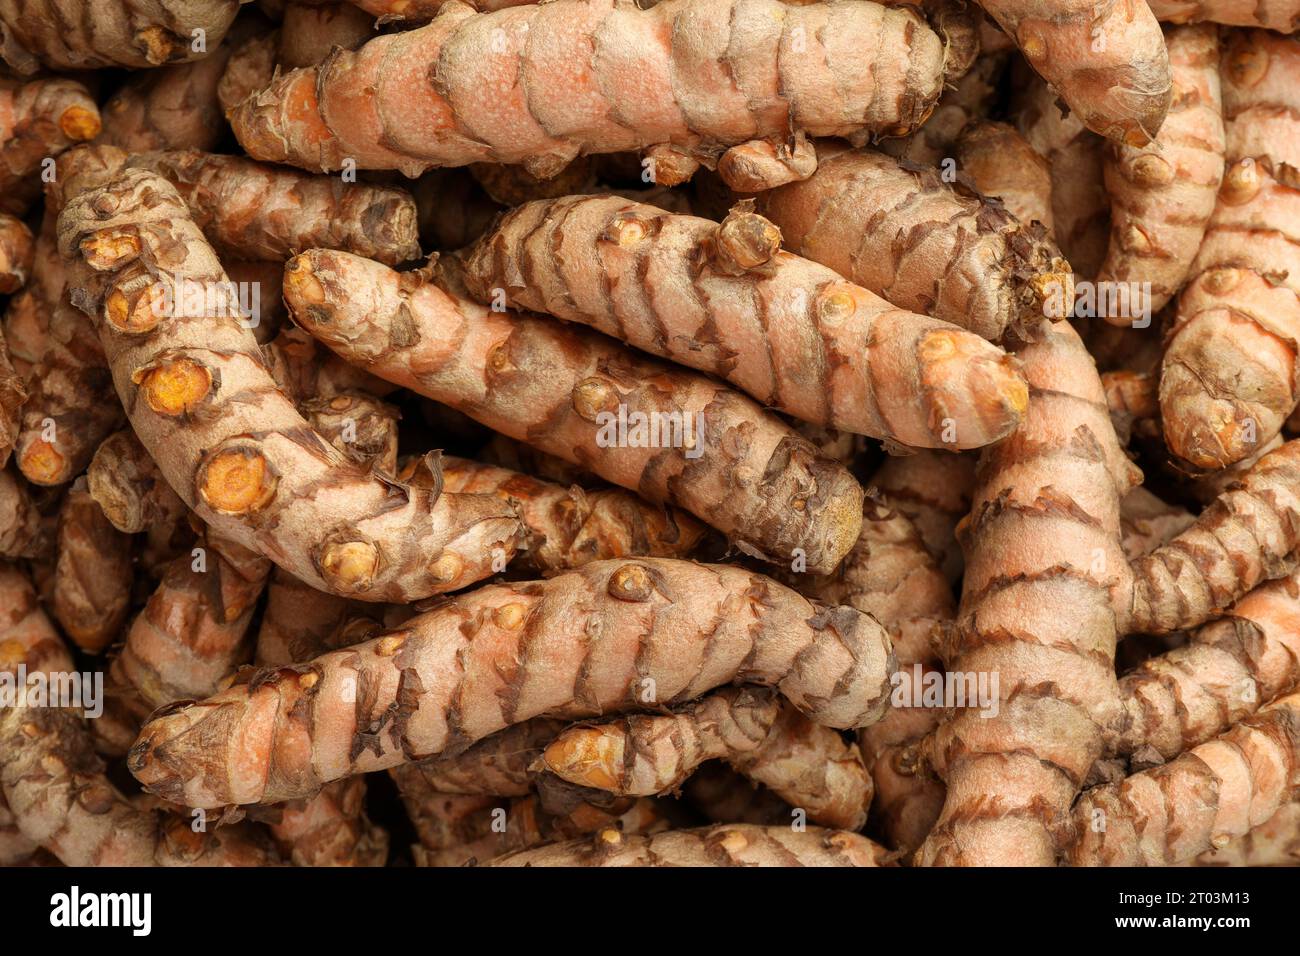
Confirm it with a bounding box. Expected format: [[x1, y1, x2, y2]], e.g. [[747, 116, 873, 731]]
[[0, 0, 1297, 869]]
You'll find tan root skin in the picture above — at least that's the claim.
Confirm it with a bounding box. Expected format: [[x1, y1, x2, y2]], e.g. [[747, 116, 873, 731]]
[[464, 194, 1028, 450], [58, 167, 520, 601], [803, 496, 954, 852], [485, 823, 890, 867], [51, 478, 132, 653], [955, 121, 1053, 231], [1145, 0, 1300, 30], [1113, 565, 1300, 762], [128, 559, 895, 808], [918, 321, 1137, 866], [542, 686, 873, 829], [1071, 692, 1300, 866], [1098, 25, 1225, 322], [0, 564, 279, 866], [755, 143, 1074, 341], [283, 248, 865, 574], [420, 456, 708, 574], [1129, 438, 1300, 634], [231, 0, 944, 177], [0, 1, 242, 71], [979, 0, 1172, 145], [1014, 74, 1111, 281], [1160, 31, 1300, 469]]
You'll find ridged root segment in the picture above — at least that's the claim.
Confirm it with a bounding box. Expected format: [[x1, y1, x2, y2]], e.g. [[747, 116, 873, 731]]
[[1145, 0, 1300, 31], [125, 150, 422, 265], [463, 194, 1028, 450], [1129, 439, 1300, 634], [282, 249, 864, 574], [253, 572, 390, 868], [916, 321, 1137, 866], [50, 478, 133, 653], [755, 143, 1073, 341], [541, 686, 873, 829], [1070, 692, 1300, 866], [230, 0, 944, 176], [802, 495, 955, 852], [870, 450, 976, 585], [485, 823, 890, 867], [114, 532, 270, 709], [403, 718, 568, 797], [127, 559, 895, 808], [431, 456, 707, 573], [1112, 567, 1300, 762], [56, 167, 520, 601], [0, 77, 102, 197], [1013, 74, 1111, 281], [268, 777, 389, 867], [1160, 30, 1300, 469], [0, 564, 278, 866], [1097, 24, 1225, 320], [980, 0, 1171, 145], [1188, 799, 1300, 867], [954, 120, 1054, 230], [391, 777, 672, 867], [0, 0, 242, 71]]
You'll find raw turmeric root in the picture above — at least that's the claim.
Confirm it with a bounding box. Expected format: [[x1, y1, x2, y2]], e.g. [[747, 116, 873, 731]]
[[127, 149, 422, 265], [0, 212, 33, 293], [869, 451, 976, 585], [86, 428, 186, 535], [1070, 692, 1300, 866], [231, 0, 945, 178], [99, 17, 260, 154], [1188, 800, 1300, 867], [0, 330, 25, 467], [954, 121, 1053, 230], [13, 150, 137, 487], [1111, 566, 1300, 762], [801, 497, 954, 852], [0, 465, 42, 557], [283, 249, 866, 574], [401, 718, 568, 797], [254, 568, 363, 666], [541, 686, 873, 829], [0, 77, 101, 207], [976, 0, 1172, 146], [485, 823, 891, 867], [395, 780, 670, 867], [1014, 73, 1111, 281], [253, 548, 390, 868], [880, 49, 1007, 167], [917, 321, 1138, 866], [753, 142, 1073, 341], [1098, 24, 1225, 322], [414, 456, 708, 574], [128, 558, 896, 807], [0, 0, 243, 72], [278, 1, 373, 69], [1145, 0, 1300, 29], [342, 0, 530, 20], [14, 294, 124, 486], [1118, 485, 1194, 560], [58, 167, 520, 600], [0, 563, 280, 866], [1159, 30, 1300, 469], [464, 194, 1029, 450], [265, 774, 389, 867], [51, 477, 133, 653], [1129, 438, 1300, 634], [92, 526, 272, 756]]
